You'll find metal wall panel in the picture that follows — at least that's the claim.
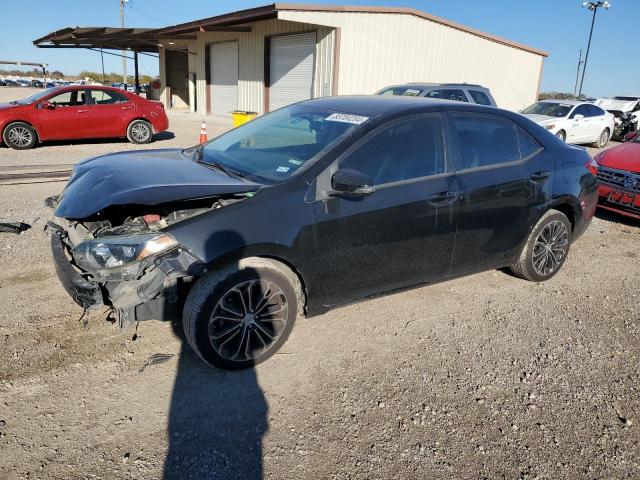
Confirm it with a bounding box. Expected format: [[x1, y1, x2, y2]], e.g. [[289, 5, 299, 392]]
[[269, 32, 316, 111], [278, 10, 545, 111], [210, 41, 239, 117]]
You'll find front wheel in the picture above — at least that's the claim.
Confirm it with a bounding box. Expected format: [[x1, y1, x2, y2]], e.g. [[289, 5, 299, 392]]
[[555, 130, 566, 142], [510, 210, 572, 282], [126, 119, 153, 144], [2, 122, 37, 150], [183, 258, 303, 370]]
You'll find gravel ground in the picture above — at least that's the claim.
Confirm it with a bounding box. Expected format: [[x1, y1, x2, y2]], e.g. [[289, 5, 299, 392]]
[[1, 86, 639, 479]]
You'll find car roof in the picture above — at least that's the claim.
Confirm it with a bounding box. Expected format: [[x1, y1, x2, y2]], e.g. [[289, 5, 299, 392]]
[[538, 99, 583, 105], [301, 95, 499, 118], [382, 82, 487, 90]]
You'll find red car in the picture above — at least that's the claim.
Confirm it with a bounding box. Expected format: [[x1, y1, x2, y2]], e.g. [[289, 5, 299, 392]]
[[594, 132, 640, 219], [0, 86, 168, 150]]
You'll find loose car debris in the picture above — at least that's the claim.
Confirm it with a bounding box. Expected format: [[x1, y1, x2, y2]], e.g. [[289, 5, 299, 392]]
[[138, 353, 175, 373], [0, 220, 31, 234]]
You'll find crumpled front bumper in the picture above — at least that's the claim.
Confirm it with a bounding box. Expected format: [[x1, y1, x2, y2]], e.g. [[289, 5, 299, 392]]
[[51, 234, 104, 309], [50, 229, 204, 325]]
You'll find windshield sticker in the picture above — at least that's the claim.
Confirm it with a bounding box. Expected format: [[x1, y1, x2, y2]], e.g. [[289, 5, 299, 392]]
[[325, 113, 369, 125], [276, 166, 290, 173], [288, 159, 303, 166]]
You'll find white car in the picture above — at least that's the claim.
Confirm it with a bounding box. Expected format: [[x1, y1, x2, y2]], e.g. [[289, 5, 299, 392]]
[[521, 100, 614, 148]]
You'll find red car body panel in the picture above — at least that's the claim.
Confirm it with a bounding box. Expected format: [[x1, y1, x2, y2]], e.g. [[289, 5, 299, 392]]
[[594, 141, 640, 220], [0, 86, 168, 145]]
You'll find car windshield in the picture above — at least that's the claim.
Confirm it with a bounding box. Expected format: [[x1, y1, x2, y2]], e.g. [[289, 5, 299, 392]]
[[378, 86, 424, 97], [522, 102, 573, 118], [12, 87, 58, 105], [199, 105, 367, 183]]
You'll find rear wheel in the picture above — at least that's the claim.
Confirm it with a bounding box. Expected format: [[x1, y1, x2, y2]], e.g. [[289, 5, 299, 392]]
[[183, 257, 303, 370], [2, 122, 37, 150], [594, 128, 610, 149], [555, 130, 566, 142], [510, 210, 572, 282], [126, 119, 152, 144]]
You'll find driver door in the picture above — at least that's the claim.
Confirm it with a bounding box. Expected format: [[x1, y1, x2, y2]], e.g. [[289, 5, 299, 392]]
[[567, 104, 592, 143], [313, 114, 458, 306], [39, 89, 91, 140]]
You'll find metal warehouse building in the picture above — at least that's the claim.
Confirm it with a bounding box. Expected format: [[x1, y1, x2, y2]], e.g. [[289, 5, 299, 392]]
[[36, 3, 548, 116]]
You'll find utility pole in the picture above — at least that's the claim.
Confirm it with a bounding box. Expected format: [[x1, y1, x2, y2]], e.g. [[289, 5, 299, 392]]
[[120, 0, 128, 85], [578, 1, 610, 98], [573, 50, 584, 99]]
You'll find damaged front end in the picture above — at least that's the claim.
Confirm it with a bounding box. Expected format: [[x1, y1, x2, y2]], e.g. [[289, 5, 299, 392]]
[[47, 196, 244, 327]]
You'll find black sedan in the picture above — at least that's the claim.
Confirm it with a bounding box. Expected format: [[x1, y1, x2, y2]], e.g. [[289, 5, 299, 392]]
[[49, 96, 598, 369]]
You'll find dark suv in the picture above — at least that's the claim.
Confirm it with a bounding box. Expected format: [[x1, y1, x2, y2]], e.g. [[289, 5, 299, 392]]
[[49, 96, 598, 369]]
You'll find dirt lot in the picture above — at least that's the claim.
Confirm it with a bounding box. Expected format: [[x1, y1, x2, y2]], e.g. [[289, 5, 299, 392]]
[[1, 86, 639, 479]]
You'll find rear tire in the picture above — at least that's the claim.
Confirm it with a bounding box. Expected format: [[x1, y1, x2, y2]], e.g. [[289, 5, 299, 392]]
[[593, 128, 610, 149], [126, 119, 153, 144], [555, 130, 566, 142], [510, 210, 572, 282], [2, 122, 37, 150], [183, 257, 304, 370]]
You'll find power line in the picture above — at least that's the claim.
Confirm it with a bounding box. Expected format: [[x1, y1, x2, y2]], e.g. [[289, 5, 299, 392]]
[[127, 2, 170, 26]]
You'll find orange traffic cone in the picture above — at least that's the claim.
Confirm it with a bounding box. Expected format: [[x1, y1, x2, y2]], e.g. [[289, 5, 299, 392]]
[[199, 120, 208, 143]]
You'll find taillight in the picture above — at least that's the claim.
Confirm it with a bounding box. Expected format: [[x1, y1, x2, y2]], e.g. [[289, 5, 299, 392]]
[[585, 157, 598, 176]]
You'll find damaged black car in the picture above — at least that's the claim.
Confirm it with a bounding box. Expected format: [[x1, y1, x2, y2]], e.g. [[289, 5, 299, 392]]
[[49, 96, 597, 369]]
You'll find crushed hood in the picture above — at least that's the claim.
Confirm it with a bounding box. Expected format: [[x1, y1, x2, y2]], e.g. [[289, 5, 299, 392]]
[[54, 149, 260, 219], [595, 98, 639, 113], [522, 114, 557, 124], [597, 143, 640, 174]]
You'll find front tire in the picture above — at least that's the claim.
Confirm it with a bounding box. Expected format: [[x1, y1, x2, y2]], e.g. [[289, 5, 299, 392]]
[[126, 119, 153, 144], [183, 257, 304, 370], [555, 130, 566, 142], [2, 122, 37, 150], [510, 210, 572, 282]]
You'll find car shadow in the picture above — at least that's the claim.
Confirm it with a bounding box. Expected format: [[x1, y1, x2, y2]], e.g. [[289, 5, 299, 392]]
[[40, 131, 176, 148], [595, 208, 640, 227], [164, 319, 267, 479]]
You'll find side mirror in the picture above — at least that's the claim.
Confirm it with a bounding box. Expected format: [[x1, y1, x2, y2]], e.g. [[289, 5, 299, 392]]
[[41, 100, 54, 110], [623, 131, 639, 142], [573, 114, 584, 121], [330, 169, 376, 197]]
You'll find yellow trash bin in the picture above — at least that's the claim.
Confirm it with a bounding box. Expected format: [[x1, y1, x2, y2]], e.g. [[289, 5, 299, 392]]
[[232, 111, 258, 127]]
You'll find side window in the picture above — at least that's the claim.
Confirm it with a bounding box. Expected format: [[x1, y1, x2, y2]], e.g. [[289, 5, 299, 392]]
[[588, 105, 604, 117], [468, 90, 492, 106], [425, 90, 442, 99], [441, 89, 469, 103], [90, 90, 128, 105], [570, 105, 589, 118], [452, 114, 520, 170], [48, 91, 82, 107], [339, 115, 445, 186], [517, 126, 543, 159]]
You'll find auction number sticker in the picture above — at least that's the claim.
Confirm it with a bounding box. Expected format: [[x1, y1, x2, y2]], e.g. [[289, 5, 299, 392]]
[[326, 113, 369, 125]]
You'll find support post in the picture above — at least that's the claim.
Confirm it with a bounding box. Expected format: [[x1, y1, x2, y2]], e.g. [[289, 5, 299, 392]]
[[134, 50, 140, 94]]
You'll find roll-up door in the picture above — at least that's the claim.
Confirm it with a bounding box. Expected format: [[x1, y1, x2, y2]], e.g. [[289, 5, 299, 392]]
[[269, 32, 316, 111], [209, 41, 238, 117]]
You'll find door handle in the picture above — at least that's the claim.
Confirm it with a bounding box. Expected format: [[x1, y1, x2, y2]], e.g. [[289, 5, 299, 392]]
[[427, 191, 460, 206], [530, 171, 550, 182], [121, 106, 133, 110], [77, 109, 88, 113]]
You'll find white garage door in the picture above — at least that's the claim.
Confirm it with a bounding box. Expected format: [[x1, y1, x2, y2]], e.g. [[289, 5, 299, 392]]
[[209, 41, 238, 117], [269, 32, 316, 111]]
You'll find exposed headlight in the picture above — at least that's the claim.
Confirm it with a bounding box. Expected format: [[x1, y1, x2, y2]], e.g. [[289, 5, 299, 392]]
[[544, 124, 556, 130], [72, 233, 178, 272]]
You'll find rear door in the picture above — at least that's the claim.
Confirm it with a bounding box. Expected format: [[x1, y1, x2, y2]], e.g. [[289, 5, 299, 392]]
[[448, 112, 554, 274], [86, 89, 133, 138], [39, 89, 92, 140], [314, 113, 458, 306]]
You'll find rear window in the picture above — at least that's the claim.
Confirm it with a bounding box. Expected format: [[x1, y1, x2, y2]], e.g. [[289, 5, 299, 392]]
[[468, 90, 492, 106], [452, 113, 521, 170], [441, 89, 469, 102]]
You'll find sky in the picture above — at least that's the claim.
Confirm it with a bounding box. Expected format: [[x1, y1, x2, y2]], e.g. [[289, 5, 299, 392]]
[[1, 0, 638, 98]]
